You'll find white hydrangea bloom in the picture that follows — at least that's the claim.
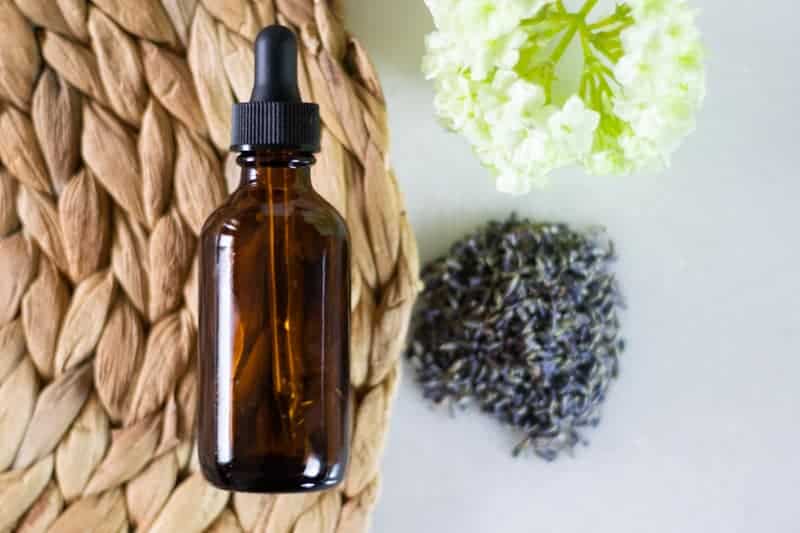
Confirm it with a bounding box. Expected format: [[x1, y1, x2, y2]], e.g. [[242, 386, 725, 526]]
[[548, 96, 601, 162], [423, 0, 706, 191]]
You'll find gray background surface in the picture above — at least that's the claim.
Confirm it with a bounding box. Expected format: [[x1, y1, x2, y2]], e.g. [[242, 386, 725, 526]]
[[347, 1, 800, 532]]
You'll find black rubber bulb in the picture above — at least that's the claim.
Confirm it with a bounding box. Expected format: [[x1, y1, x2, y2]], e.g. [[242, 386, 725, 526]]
[[251, 25, 301, 102]]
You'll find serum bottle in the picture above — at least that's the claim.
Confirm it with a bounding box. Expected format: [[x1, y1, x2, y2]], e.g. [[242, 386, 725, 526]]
[[198, 25, 351, 493]]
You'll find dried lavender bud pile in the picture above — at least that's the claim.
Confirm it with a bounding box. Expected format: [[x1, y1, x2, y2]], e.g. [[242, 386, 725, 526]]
[[407, 214, 625, 461]]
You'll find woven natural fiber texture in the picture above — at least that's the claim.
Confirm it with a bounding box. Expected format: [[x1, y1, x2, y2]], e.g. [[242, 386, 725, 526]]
[[0, 1, 420, 531]]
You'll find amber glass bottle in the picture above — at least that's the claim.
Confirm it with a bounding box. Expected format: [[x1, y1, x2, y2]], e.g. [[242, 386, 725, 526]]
[[198, 26, 350, 493]]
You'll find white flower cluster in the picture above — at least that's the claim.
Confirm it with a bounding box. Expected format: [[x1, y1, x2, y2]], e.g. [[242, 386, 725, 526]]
[[423, 0, 706, 194]]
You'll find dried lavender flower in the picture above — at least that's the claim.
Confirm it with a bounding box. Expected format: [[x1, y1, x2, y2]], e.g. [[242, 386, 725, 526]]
[[406, 214, 625, 461]]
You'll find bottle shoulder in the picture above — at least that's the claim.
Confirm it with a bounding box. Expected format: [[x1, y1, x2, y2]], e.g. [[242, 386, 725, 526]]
[[201, 187, 348, 244]]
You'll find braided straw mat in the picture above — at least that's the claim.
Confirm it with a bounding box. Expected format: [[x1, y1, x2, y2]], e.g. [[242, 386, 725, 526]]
[[0, 0, 420, 531]]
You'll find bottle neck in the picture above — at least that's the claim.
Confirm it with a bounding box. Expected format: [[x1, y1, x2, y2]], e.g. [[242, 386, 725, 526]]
[[237, 150, 316, 189]]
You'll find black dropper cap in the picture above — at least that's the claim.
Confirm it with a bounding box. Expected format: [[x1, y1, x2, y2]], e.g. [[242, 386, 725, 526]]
[[231, 25, 320, 153]]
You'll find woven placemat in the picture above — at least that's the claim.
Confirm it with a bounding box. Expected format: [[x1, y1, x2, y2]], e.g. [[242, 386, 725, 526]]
[[0, 1, 419, 531]]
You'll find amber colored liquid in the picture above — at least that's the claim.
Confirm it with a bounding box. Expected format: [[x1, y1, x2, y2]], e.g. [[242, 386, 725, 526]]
[[198, 151, 350, 492]]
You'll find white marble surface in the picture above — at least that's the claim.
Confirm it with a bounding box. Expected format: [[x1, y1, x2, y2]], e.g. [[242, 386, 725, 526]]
[[346, 1, 800, 532]]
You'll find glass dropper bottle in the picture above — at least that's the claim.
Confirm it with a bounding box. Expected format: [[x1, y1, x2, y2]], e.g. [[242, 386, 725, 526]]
[[197, 25, 351, 493]]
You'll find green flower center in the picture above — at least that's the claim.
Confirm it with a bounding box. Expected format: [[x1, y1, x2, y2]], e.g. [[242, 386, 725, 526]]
[[515, 0, 635, 150]]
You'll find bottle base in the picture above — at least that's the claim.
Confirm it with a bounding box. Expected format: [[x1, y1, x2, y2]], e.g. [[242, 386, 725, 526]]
[[204, 476, 343, 494], [200, 458, 346, 494]]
